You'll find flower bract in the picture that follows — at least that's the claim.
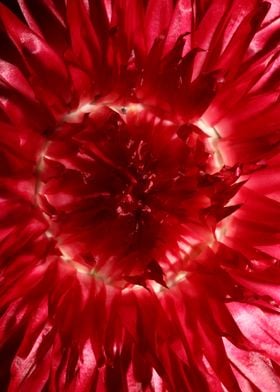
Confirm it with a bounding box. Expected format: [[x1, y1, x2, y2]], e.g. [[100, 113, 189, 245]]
[[0, 0, 279, 391]]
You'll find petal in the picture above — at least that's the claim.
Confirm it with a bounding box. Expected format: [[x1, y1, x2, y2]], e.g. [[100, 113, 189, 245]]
[[145, 0, 173, 52], [0, 3, 70, 115]]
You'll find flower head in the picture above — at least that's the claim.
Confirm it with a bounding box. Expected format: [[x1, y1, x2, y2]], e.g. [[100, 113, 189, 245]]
[[0, 0, 280, 391]]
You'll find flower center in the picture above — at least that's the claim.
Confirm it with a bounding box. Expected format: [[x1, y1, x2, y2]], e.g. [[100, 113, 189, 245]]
[[36, 102, 237, 289]]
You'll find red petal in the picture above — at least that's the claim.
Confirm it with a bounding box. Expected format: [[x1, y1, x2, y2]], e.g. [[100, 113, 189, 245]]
[[145, 0, 173, 52]]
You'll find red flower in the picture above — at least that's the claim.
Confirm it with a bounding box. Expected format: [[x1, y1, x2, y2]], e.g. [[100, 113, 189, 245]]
[[0, 1, 279, 391]]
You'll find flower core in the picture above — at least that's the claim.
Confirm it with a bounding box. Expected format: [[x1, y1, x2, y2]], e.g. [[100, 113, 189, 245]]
[[36, 102, 238, 288]]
